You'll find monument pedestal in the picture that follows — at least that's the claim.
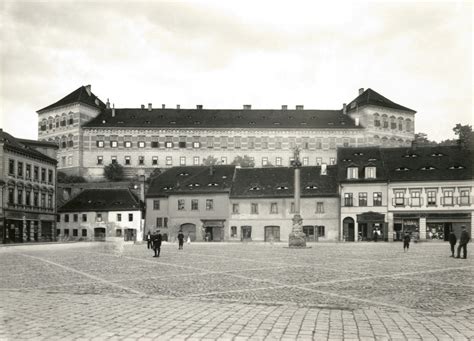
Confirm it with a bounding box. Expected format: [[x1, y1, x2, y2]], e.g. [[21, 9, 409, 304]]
[[288, 214, 307, 248]]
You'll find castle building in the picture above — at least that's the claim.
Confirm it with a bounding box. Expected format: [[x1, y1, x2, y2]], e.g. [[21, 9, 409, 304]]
[[37, 86, 416, 180]]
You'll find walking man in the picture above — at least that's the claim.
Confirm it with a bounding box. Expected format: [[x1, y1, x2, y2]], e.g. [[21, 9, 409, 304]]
[[152, 230, 163, 257], [146, 231, 152, 249], [456, 226, 470, 259], [448, 230, 457, 257], [177, 230, 184, 250], [403, 232, 411, 252]]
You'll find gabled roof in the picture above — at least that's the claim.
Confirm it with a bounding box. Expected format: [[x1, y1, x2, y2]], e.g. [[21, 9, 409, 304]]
[[230, 166, 338, 199], [346, 88, 416, 113], [58, 189, 141, 212], [83, 108, 362, 129], [338, 145, 473, 183], [37, 85, 106, 113], [146, 165, 236, 197], [0, 129, 57, 164]]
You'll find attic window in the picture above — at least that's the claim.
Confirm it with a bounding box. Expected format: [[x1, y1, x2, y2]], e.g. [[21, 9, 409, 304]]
[[249, 121, 255, 125], [222, 175, 227, 179], [162, 186, 173, 190], [178, 172, 189, 176], [249, 186, 260, 191], [305, 185, 318, 190], [342, 158, 352, 162], [276, 186, 288, 190], [169, 121, 176, 124], [300, 122, 307, 125], [194, 121, 201, 125], [403, 153, 418, 158], [353, 152, 364, 156], [420, 166, 436, 171], [449, 165, 465, 170], [208, 183, 219, 187], [145, 120, 151, 124], [273, 122, 280, 125], [395, 167, 410, 171], [113, 201, 123, 205], [368, 158, 377, 162], [431, 153, 445, 157], [188, 183, 200, 188], [117, 121, 124, 124]]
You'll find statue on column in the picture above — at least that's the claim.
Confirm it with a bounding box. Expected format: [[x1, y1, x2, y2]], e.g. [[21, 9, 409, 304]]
[[289, 145, 307, 248]]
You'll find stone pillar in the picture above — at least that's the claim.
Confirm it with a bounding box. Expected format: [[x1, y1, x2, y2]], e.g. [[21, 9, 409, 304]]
[[419, 216, 427, 241], [288, 148, 306, 248], [355, 222, 359, 242], [387, 212, 394, 242]]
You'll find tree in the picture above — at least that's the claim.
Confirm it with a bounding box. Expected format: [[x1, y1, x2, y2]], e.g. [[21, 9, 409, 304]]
[[202, 155, 219, 166], [231, 155, 255, 168], [412, 133, 437, 147], [103, 163, 124, 181], [453, 124, 473, 149], [57, 171, 86, 183]]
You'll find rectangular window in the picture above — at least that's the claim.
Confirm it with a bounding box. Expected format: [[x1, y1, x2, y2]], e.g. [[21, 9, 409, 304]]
[[347, 167, 358, 179], [191, 199, 199, 210], [179, 141, 186, 148], [262, 157, 268, 166], [365, 167, 376, 179], [459, 189, 470, 205], [359, 192, 368, 206], [25, 191, 31, 206], [152, 157, 158, 166], [290, 202, 295, 213], [82, 229, 87, 237], [344, 193, 353, 206], [270, 202, 278, 214], [395, 192, 405, 206], [318, 226, 325, 237], [138, 156, 145, 165], [235, 136, 241, 149], [232, 203, 239, 214], [231, 226, 237, 237], [110, 141, 118, 148], [67, 156, 73, 166], [383, 120, 389, 128], [164, 217, 168, 228], [193, 156, 200, 165], [128, 213, 133, 222], [166, 156, 172, 166], [73, 229, 78, 237], [40, 193, 46, 207], [316, 158, 322, 166], [316, 202, 324, 213], [111, 156, 117, 164], [17, 189, 23, 205], [64, 229, 69, 236], [206, 199, 214, 211], [116, 229, 122, 237], [117, 213, 122, 221], [153, 200, 160, 210], [442, 190, 454, 206], [251, 203, 258, 214], [207, 136, 214, 148], [41, 168, 46, 182], [373, 192, 382, 206], [329, 158, 336, 165], [138, 141, 145, 148], [276, 157, 282, 166], [165, 141, 173, 148], [34, 166, 39, 180], [178, 199, 185, 210], [193, 141, 200, 148], [56, 228, 60, 235], [220, 136, 228, 149], [410, 191, 421, 207], [96, 213, 102, 222], [33, 192, 38, 206], [124, 141, 132, 148], [180, 156, 186, 166], [26, 164, 31, 179], [17, 162, 23, 177], [97, 140, 104, 148], [64, 214, 69, 223], [302, 157, 309, 166], [8, 188, 14, 204], [156, 217, 163, 227], [125, 156, 131, 165], [73, 214, 78, 222], [48, 169, 53, 183], [97, 156, 103, 165], [151, 141, 159, 148], [82, 214, 87, 222], [48, 194, 52, 208]]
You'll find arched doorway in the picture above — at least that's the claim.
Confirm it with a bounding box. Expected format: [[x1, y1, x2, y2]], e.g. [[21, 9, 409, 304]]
[[343, 217, 355, 241], [180, 223, 196, 242]]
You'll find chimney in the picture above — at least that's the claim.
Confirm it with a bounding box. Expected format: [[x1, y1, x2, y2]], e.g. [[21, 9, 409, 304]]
[[162, 104, 166, 109], [85, 85, 91, 96], [148, 103, 152, 111], [141, 104, 145, 109], [321, 163, 327, 175], [343, 103, 347, 115], [296, 105, 304, 110], [177, 104, 180, 109], [281, 105, 288, 110], [106, 98, 110, 109], [355, 117, 360, 126], [196, 105, 203, 110], [243, 104, 251, 110], [112, 104, 115, 117], [359, 88, 364, 95]]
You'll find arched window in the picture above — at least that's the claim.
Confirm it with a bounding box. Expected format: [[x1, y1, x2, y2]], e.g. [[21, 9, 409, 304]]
[[40, 119, 47, 131], [373, 113, 380, 127], [381, 114, 388, 128], [390, 116, 396, 129], [67, 134, 74, 148], [405, 118, 412, 132], [48, 116, 54, 130], [55, 115, 60, 128], [61, 135, 67, 149], [398, 117, 404, 130], [68, 113, 74, 125]]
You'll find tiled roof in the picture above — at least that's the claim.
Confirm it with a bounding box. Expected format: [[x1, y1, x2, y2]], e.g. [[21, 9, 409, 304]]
[[347, 88, 416, 113], [0, 129, 57, 164], [338, 145, 473, 183], [146, 165, 236, 197], [230, 166, 339, 198], [83, 108, 361, 129], [58, 189, 141, 212], [37, 85, 106, 113]]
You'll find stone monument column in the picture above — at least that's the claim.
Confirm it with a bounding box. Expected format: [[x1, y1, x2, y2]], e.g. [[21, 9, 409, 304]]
[[288, 147, 307, 248]]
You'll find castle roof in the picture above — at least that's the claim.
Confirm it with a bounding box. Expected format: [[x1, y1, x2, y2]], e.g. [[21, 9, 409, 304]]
[[346, 88, 416, 113], [37, 85, 106, 113]]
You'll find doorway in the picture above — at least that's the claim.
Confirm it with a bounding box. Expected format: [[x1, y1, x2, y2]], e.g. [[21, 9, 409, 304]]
[[241, 226, 252, 241], [124, 229, 136, 241], [180, 223, 196, 242], [343, 217, 355, 241], [94, 227, 106, 241]]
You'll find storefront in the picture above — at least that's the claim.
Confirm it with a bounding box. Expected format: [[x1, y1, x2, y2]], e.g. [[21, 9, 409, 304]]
[[357, 212, 386, 241], [201, 219, 225, 241]]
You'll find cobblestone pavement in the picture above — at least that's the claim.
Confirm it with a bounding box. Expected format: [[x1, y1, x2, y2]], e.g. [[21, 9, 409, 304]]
[[0, 241, 473, 340]]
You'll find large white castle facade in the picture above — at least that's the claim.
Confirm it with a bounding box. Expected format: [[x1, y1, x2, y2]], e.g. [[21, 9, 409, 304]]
[[37, 85, 416, 180]]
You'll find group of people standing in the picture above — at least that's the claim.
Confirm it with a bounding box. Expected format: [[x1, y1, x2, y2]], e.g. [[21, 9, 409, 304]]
[[146, 230, 191, 257], [449, 226, 471, 259]]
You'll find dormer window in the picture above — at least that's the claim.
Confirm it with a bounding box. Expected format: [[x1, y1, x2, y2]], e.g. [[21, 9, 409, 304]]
[[273, 122, 280, 125], [403, 153, 418, 158], [276, 186, 288, 190], [249, 186, 260, 191], [305, 185, 318, 190], [395, 167, 410, 171], [368, 158, 377, 162], [347, 167, 359, 179], [208, 183, 219, 187], [178, 172, 189, 176], [353, 152, 364, 156], [365, 167, 376, 179], [342, 158, 352, 162], [431, 152, 445, 157], [162, 186, 173, 190], [420, 166, 436, 171], [188, 183, 200, 188], [449, 165, 465, 170]]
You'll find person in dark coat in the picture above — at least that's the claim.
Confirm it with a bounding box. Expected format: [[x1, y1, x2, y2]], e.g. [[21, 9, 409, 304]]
[[403, 232, 411, 252], [152, 231, 163, 257], [146, 231, 152, 249], [448, 230, 457, 257], [177, 230, 184, 250], [456, 226, 471, 259]]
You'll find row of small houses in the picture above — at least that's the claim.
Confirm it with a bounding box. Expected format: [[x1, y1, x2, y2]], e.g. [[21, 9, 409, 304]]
[[56, 145, 474, 243]]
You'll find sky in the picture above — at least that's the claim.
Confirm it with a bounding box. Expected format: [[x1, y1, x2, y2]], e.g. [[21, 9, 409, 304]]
[[0, 0, 472, 142]]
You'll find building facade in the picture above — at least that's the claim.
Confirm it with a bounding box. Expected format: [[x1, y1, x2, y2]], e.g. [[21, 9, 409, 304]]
[[57, 188, 143, 241], [0, 129, 58, 243], [37, 85, 416, 180]]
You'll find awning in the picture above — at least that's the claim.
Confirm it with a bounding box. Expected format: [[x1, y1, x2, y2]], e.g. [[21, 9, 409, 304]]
[[357, 211, 385, 223]]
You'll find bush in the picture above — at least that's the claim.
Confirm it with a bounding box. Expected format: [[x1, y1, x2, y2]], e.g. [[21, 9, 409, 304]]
[[104, 163, 124, 181], [57, 171, 86, 183]]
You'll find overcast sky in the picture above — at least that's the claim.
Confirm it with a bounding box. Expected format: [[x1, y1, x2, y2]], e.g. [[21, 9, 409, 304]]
[[0, 1, 472, 142]]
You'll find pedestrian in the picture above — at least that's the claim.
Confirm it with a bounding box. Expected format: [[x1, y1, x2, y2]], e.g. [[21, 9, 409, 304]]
[[187, 232, 191, 245], [177, 230, 184, 250], [403, 232, 410, 252], [152, 230, 163, 257], [448, 230, 457, 257], [146, 231, 152, 249], [373, 228, 378, 242], [456, 226, 471, 259]]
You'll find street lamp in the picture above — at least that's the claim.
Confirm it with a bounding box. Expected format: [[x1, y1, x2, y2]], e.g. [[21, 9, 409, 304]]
[[288, 147, 307, 248]]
